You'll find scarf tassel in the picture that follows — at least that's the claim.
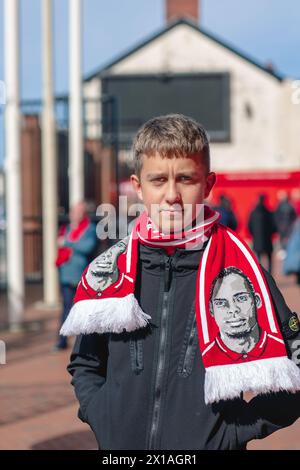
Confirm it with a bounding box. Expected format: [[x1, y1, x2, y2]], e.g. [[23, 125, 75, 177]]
[[204, 356, 300, 404], [59, 293, 151, 336]]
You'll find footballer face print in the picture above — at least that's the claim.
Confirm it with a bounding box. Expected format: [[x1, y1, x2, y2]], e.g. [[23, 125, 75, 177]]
[[209, 267, 262, 353]]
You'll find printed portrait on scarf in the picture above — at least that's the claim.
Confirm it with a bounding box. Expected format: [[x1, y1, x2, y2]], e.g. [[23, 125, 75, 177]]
[[196, 227, 289, 372], [203, 265, 287, 366], [204, 266, 284, 364], [209, 267, 262, 354]]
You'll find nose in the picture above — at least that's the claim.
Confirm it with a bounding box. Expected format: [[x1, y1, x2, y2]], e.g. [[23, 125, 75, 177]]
[[165, 180, 181, 205], [228, 299, 241, 316]]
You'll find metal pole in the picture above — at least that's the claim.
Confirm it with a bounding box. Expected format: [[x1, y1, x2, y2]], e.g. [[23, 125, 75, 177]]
[[41, 0, 59, 305], [69, 0, 84, 207], [4, 0, 24, 330]]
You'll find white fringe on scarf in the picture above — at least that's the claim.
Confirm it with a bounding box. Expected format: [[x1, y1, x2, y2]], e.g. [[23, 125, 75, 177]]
[[205, 356, 300, 404], [59, 293, 151, 335]]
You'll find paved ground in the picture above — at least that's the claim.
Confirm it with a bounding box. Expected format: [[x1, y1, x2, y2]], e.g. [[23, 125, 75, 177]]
[[0, 252, 299, 450]]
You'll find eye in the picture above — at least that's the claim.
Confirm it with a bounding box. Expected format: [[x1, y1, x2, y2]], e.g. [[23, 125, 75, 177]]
[[152, 177, 166, 184], [213, 299, 227, 308], [236, 294, 250, 303], [179, 176, 192, 182]]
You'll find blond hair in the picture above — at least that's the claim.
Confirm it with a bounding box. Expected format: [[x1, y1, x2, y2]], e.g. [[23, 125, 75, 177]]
[[132, 114, 210, 176]]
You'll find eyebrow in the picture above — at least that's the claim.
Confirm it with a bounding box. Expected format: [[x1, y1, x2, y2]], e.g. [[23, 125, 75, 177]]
[[177, 171, 198, 177], [233, 291, 250, 297], [146, 173, 166, 179], [213, 291, 250, 302], [146, 171, 199, 180]]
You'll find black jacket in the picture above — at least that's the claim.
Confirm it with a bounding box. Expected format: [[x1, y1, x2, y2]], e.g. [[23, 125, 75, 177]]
[[248, 203, 277, 253], [67, 242, 300, 450]]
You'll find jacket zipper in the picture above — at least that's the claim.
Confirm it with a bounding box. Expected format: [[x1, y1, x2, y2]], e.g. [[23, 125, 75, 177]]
[[129, 338, 144, 374], [148, 255, 172, 450], [181, 317, 197, 377]]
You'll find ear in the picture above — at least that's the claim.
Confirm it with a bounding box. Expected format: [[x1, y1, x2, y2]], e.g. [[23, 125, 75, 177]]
[[204, 172, 216, 199], [130, 174, 143, 202], [254, 293, 262, 309], [209, 300, 214, 317]]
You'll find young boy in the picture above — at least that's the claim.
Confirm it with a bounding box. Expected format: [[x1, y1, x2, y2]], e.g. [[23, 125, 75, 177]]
[[63, 114, 300, 450]]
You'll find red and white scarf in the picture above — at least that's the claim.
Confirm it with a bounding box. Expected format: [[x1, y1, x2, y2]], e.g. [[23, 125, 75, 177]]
[[60, 207, 300, 403]]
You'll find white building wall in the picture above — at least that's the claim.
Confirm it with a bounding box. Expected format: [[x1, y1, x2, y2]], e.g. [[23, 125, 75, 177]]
[[84, 24, 300, 172], [279, 79, 300, 170]]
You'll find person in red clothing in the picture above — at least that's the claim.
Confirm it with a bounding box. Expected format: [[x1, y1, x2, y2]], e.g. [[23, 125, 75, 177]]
[[53, 201, 98, 351], [204, 267, 286, 366]]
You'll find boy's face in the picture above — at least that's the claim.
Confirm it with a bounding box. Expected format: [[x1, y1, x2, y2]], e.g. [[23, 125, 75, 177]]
[[130, 152, 216, 233]]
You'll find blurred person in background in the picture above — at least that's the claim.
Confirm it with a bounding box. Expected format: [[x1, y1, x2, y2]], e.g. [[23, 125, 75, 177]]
[[291, 188, 300, 217], [214, 193, 238, 230], [248, 194, 277, 274], [274, 191, 296, 253], [53, 201, 98, 351], [283, 201, 300, 287]]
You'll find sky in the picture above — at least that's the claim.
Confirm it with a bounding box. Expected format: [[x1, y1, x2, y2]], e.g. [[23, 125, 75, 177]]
[[0, 0, 300, 165]]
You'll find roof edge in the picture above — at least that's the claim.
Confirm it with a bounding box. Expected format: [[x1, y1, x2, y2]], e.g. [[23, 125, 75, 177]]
[[84, 18, 283, 83]]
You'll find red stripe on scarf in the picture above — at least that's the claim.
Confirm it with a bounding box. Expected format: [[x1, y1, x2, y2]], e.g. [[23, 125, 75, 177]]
[[195, 224, 286, 367], [73, 209, 287, 366]]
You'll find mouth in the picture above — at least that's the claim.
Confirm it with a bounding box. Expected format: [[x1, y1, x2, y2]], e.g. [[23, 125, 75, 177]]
[[226, 319, 246, 328], [160, 206, 183, 214]]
